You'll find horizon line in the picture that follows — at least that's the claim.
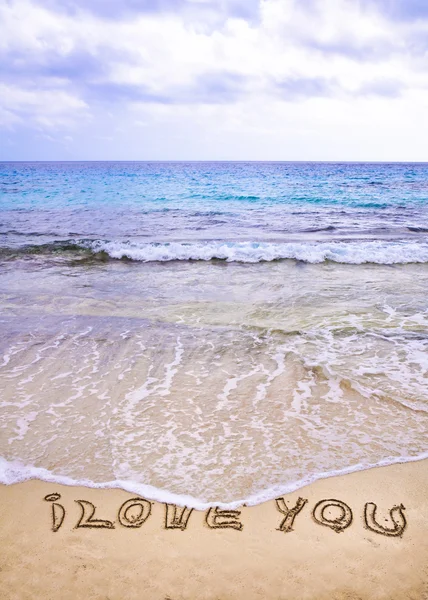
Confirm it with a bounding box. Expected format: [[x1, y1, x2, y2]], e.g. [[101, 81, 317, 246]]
[[1, 160, 428, 164]]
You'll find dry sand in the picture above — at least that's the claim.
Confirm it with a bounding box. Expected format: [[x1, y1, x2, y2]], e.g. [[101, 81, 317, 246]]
[[1, 459, 427, 600]]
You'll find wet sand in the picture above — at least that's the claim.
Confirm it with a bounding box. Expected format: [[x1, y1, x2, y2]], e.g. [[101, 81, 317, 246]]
[[1, 459, 427, 600]]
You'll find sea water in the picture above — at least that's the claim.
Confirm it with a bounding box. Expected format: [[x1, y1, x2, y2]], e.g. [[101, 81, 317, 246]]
[[0, 161, 427, 508]]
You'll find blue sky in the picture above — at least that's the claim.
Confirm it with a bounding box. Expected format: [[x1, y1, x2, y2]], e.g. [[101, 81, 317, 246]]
[[1, 0, 427, 160]]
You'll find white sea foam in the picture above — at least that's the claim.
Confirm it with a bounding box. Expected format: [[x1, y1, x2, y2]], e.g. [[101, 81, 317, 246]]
[[85, 239, 428, 264], [2, 453, 428, 510]]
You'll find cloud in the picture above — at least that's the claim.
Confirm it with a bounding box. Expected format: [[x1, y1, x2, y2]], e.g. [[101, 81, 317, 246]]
[[84, 82, 167, 104], [0, 49, 107, 83], [275, 76, 336, 100], [0, 82, 88, 129], [365, 0, 428, 22], [84, 71, 248, 105], [35, 0, 261, 23], [357, 78, 404, 98], [1, 0, 428, 160], [302, 37, 395, 62], [188, 71, 248, 103]]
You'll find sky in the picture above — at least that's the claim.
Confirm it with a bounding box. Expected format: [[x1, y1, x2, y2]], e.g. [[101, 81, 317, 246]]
[[1, 0, 428, 161]]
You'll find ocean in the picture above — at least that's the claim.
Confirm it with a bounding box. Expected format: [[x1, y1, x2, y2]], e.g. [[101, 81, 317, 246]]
[[0, 161, 427, 508]]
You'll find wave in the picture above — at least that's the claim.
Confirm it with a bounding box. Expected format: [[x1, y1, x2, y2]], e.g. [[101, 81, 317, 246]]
[[301, 225, 336, 233], [85, 239, 428, 264], [0, 230, 64, 237], [0, 242, 90, 258], [2, 238, 428, 264], [1, 453, 428, 509], [408, 226, 428, 233]]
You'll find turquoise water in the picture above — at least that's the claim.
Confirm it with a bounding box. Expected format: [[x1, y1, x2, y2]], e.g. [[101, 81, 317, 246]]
[[1, 161, 428, 251], [0, 162, 427, 507]]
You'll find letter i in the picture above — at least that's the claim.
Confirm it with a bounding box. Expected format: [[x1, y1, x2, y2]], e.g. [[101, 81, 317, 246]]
[[44, 493, 66, 532]]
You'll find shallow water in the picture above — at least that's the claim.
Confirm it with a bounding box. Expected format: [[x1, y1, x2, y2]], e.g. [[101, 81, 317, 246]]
[[1, 162, 427, 506]]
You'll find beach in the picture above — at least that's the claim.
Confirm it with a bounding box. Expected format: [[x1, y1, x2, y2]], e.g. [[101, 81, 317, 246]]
[[1, 459, 427, 600]]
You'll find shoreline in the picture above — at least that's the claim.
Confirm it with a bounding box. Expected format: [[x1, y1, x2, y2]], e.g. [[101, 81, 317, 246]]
[[1, 458, 427, 599], [2, 453, 428, 509]]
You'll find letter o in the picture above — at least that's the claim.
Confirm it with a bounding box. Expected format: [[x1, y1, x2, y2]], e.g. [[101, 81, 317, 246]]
[[312, 499, 353, 533], [118, 498, 152, 528]]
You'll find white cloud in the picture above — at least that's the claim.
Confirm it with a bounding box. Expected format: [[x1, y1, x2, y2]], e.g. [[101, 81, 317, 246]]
[[0, 82, 88, 128], [0, 0, 427, 159]]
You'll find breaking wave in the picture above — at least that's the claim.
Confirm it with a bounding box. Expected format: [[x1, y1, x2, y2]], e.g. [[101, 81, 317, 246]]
[[81, 238, 428, 264], [2, 238, 428, 264]]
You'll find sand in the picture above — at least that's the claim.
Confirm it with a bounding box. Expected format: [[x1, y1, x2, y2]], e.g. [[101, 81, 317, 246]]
[[0, 459, 427, 600]]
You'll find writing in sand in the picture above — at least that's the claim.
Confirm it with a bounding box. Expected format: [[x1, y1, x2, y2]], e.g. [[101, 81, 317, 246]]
[[43, 493, 407, 538]]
